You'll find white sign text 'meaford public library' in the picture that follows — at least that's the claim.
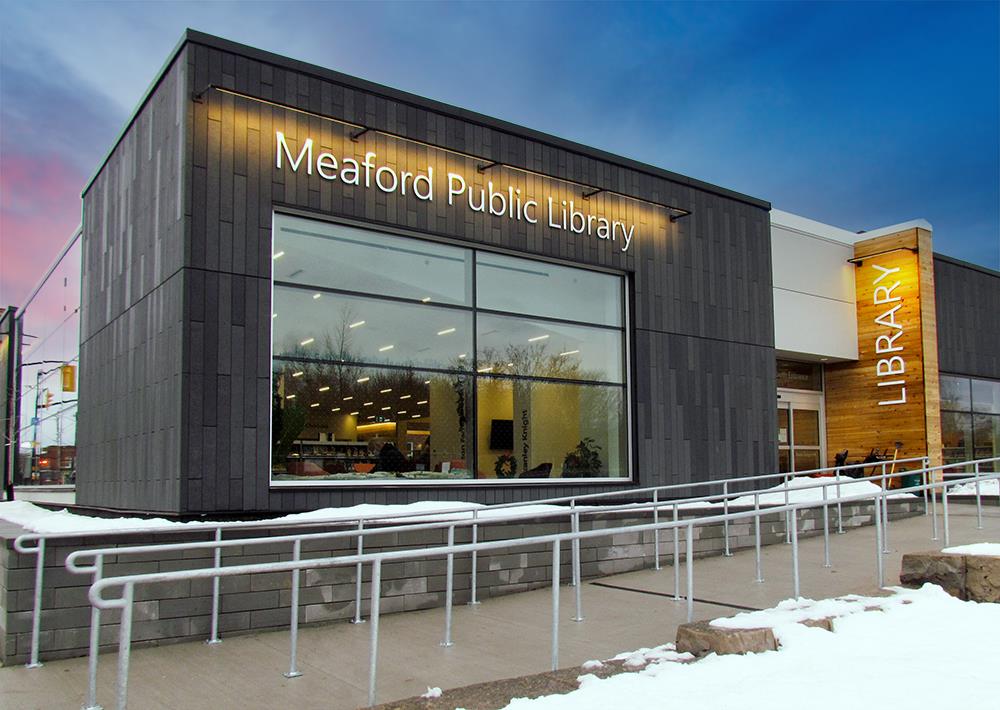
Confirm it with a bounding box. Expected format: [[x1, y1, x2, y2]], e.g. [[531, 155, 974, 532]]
[[872, 263, 907, 406], [275, 131, 637, 252]]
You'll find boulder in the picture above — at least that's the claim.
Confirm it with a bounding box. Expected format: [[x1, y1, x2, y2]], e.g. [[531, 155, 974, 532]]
[[965, 554, 1000, 603], [899, 552, 966, 599], [675, 621, 777, 656]]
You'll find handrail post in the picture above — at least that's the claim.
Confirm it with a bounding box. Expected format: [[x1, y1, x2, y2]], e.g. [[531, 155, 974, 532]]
[[790, 507, 801, 597], [723, 481, 732, 557], [571, 503, 583, 622], [207, 527, 222, 644], [672, 504, 681, 601], [116, 583, 135, 710], [84, 555, 104, 710], [822, 483, 831, 568], [468, 510, 480, 605], [351, 520, 366, 624], [835, 472, 844, 534], [284, 539, 303, 679], [784, 474, 791, 544], [922, 457, 930, 515], [26, 537, 45, 668], [753, 493, 763, 583], [930, 465, 939, 540], [874, 497, 884, 587], [652, 490, 660, 570], [880, 463, 890, 554], [685, 524, 694, 623], [367, 559, 382, 708], [569, 500, 579, 588], [550, 540, 561, 671], [974, 461, 983, 530], [441, 525, 455, 647], [942, 483, 950, 548]]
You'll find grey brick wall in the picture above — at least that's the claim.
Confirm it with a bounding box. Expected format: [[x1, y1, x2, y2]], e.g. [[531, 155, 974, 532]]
[[0, 501, 922, 666]]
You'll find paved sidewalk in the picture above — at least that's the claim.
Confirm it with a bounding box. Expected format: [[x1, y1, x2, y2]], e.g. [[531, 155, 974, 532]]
[[1, 504, 997, 710]]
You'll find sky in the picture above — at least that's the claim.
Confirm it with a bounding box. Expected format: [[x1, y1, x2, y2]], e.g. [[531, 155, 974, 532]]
[[1, 0, 998, 307]]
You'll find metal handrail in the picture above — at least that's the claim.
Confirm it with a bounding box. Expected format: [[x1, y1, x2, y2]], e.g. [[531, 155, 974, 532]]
[[82, 460, 1000, 709], [11, 454, 927, 665]]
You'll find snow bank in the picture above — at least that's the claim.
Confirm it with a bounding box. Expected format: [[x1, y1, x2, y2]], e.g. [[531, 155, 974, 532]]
[[504, 585, 1000, 710], [943, 542, 1000, 556], [678, 476, 914, 510], [949, 479, 999, 496], [0, 499, 586, 536]]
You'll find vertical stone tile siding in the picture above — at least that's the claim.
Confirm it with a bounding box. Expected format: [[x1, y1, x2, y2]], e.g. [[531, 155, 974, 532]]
[[0, 501, 923, 665]]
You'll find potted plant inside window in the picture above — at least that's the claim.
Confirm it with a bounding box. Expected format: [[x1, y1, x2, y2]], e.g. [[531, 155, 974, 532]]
[[562, 438, 603, 477]]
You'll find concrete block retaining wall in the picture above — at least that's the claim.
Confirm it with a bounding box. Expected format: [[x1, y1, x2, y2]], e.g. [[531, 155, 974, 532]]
[[0, 500, 923, 665]]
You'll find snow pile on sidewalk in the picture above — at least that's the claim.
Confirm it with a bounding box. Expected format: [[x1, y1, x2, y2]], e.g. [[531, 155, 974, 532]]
[[949, 479, 999, 496], [503, 585, 1000, 709], [0, 499, 585, 535], [943, 542, 1000, 556]]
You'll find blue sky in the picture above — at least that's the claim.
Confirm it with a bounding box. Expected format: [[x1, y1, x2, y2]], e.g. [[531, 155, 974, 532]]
[[1, 0, 998, 305]]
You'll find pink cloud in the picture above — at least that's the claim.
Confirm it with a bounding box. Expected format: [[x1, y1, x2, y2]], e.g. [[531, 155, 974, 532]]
[[0, 152, 86, 305]]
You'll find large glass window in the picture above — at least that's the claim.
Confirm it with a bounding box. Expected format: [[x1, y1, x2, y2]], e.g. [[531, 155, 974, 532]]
[[940, 374, 1000, 473], [270, 214, 629, 484]]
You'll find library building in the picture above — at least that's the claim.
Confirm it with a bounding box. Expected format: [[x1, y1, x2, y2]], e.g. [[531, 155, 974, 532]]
[[4, 30, 998, 516]]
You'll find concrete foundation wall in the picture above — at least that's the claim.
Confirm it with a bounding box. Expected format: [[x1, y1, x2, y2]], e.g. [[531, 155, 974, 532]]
[[0, 501, 923, 666]]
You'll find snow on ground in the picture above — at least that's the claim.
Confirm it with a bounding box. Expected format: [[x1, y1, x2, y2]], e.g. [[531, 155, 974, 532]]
[[503, 585, 1000, 710], [943, 542, 1000, 556], [950, 479, 1000, 496], [0, 499, 588, 535]]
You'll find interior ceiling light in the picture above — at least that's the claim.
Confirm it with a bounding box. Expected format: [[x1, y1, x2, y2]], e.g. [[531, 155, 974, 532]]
[[417, 400, 427, 405], [421, 297, 432, 303], [397, 410, 406, 414], [423, 380, 431, 385], [331, 407, 340, 412], [343, 396, 354, 401], [459, 353, 467, 359], [437, 328, 456, 336], [560, 350, 580, 356], [313, 293, 321, 300], [310, 402, 319, 408], [318, 386, 330, 392], [411, 414, 420, 418], [349, 320, 366, 328], [477, 366, 492, 373], [528, 334, 549, 342], [272, 251, 285, 259], [381, 406, 390, 411], [363, 401, 373, 406], [349, 411, 359, 416], [292, 371, 304, 377], [400, 394, 411, 400], [272, 313, 277, 319], [300, 338, 314, 346], [286, 394, 296, 400], [380, 388, 392, 393], [357, 377, 370, 383]]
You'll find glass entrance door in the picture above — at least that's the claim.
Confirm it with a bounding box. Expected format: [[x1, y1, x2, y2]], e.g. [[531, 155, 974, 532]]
[[777, 390, 825, 473]]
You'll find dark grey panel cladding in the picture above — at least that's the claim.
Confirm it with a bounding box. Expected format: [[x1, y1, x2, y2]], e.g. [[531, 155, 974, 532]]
[[180, 39, 775, 514], [934, 256, 1000, 380], [633, 331, 777, 490], [76, 271, 184, 511], [76, 51, 188, 510]]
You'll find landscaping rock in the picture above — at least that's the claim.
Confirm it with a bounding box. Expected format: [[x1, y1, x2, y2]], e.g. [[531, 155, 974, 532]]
[[965, 554, 1000, 603], [675, 620, 777, 656], [899, 552, 966, 599]]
